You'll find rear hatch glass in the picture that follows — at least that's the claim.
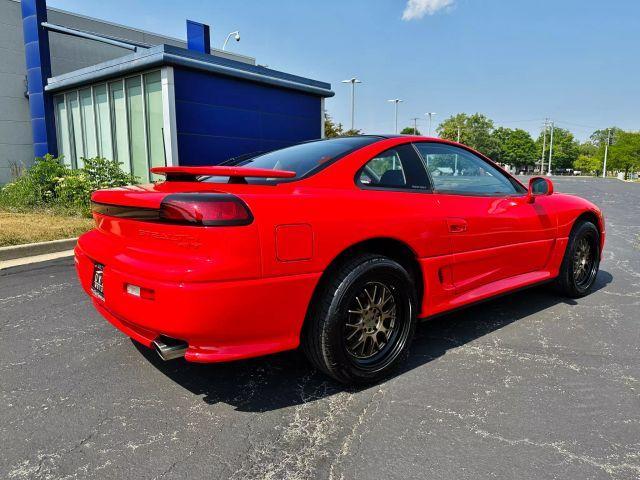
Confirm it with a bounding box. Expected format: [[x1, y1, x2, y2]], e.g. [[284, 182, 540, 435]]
[[204, 136, 382, 184]]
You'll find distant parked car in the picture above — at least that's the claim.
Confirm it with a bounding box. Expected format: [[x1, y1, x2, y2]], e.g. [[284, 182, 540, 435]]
[[75, 135, 605, 384]]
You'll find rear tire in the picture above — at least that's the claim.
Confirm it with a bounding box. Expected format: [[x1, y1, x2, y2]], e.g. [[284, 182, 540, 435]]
[[301, 254, 417, 384], [555, 220, 600, 298]]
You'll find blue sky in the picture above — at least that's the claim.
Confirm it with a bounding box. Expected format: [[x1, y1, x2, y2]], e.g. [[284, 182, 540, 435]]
[[49, 0, 640, 141]]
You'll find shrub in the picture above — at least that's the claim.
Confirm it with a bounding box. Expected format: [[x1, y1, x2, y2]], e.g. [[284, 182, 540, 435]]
[[0, 154, 67, 208], [0, 155, 137, 216], [54, 170, 92, 214], [55, 158, 138, 215], [82, 157, 138, 191], [28, 154, 69, 196]]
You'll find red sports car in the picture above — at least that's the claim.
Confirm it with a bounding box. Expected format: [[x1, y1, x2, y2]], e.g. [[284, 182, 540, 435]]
[[75, 135, 604, 384]]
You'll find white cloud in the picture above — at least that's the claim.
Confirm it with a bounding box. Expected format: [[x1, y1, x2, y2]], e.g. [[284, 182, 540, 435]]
[[402, 0, 455, 20]]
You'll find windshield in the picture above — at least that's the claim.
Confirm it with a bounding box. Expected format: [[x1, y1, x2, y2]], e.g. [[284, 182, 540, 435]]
[[204, 137, 381, 183]]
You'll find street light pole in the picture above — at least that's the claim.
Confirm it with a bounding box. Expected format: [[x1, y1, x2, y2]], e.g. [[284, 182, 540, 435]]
[[602, 128, 611, 178], [425, 112, 437, 137], [341, 78, 362, 131], [547, 121, 555, 176], [388, 99, 403, 134], [540, 118, 548, 174], [410, 117, 420, 135]]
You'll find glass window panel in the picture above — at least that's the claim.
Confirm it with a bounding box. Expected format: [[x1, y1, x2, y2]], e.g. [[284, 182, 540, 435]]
[[54, 95, 72, 167], [144, 71, 165, 177], [94, 84, 113, 160], [126, 76, 147, 182], [68, 91, 84, 168], [414, 143, 517, 195], [79, 88, 97, 159], [110, 81, 130, 173], [357, 145, 430, 190], [239, 137, 378, 179]]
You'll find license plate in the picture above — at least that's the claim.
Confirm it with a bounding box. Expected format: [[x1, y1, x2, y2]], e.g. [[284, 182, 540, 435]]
[[92, 263, 105, 300]]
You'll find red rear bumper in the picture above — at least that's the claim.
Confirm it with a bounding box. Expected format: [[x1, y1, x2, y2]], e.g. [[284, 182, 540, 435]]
[[75, 243, 320, 362]]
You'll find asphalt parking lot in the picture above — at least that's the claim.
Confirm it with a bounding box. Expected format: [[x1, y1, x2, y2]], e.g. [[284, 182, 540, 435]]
[[1, 176, 638, 480]]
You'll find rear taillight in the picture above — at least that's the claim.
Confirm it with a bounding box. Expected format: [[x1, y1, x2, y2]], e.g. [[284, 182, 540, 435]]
[[159, 194, 253, 226]]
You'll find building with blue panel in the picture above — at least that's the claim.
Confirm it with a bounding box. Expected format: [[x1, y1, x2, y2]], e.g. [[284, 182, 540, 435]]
[[173, 67, 326, 166], [45, 45, 333, 182], [0, 0, 333, 184]]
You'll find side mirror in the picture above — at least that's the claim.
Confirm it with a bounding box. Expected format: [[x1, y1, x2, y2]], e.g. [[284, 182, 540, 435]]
[[526, 177, 554, 203]]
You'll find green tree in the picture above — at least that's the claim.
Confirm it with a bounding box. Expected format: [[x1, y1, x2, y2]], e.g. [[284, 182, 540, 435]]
[[492, 127, 537, 168], [590, 127, 623, 147], [324, 113, 344, 138], [588, 127, 622, 177], [400, 126, 421, 135], [535, 127, 579, 171], [324, 113, 362, 137], [574, 154, 601, 175], [574, 142, 601, 175], [343, 128, 363, 136], [437, 113, 500, 159], [607, 131, 640, 179], [578, 141, 598, 157]]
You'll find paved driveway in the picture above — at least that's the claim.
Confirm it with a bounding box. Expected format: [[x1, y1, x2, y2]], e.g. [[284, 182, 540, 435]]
[[1, 177, 638, 479]]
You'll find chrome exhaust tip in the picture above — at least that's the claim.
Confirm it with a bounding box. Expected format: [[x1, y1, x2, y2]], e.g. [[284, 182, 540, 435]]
[[152, 336, 188, 361]]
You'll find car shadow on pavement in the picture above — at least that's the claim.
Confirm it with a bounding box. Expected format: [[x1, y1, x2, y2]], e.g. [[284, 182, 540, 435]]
[[135, 270, 612, 413]]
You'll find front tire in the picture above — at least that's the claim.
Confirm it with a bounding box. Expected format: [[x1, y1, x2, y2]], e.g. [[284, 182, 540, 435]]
[[302, 254, 417, 384], [555, 220, 600, 298]]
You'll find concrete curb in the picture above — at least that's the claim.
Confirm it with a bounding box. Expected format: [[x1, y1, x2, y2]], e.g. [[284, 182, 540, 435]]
[[0, 238, 78, 262]]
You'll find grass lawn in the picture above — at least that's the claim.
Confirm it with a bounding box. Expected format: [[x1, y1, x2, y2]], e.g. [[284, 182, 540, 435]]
[[0, 210, 93, 247]]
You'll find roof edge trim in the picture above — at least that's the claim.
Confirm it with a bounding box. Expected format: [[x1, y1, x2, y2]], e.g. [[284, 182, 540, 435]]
[[45, 45, 334, 97]]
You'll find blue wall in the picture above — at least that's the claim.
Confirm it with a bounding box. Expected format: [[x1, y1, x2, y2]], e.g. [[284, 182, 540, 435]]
[[21, 0, 57, 158], [186, 20, 210, 54], [173, 67, 322, 165]]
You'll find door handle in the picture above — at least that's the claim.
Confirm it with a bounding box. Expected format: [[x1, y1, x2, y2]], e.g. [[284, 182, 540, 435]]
[[447, 218, 468, 233]]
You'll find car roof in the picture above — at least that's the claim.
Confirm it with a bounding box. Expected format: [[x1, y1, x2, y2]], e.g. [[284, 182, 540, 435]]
[[362, 134, 405, 139], [328, 134, 406, 140], [330, 134, 443, 141]]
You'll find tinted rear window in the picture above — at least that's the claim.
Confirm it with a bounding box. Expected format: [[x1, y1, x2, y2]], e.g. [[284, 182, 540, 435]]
[[206, 137, 381, 183]]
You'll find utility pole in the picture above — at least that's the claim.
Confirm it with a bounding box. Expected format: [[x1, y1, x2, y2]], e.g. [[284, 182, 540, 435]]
[[540, 118, 548, 174], [388, 99, 403, 134], [456, 125, 461, 143], [341, 78, 362, 131], [547, 121, 555, 176], [410, 117, 420, 135], [425, 112, 437, 137], [602, 128, 611, 178]]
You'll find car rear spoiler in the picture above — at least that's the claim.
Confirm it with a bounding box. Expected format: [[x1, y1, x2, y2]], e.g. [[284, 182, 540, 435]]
[[150, 166, 297, 182]]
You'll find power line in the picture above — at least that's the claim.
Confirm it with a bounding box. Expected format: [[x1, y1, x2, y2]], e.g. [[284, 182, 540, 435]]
[[553, 119, 601, 130], [495, 118, 546, 125]]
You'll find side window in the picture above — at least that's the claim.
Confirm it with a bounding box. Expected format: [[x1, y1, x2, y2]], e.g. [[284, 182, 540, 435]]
[[357, 144, 430, 191], [413, 143, 520, 195]]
